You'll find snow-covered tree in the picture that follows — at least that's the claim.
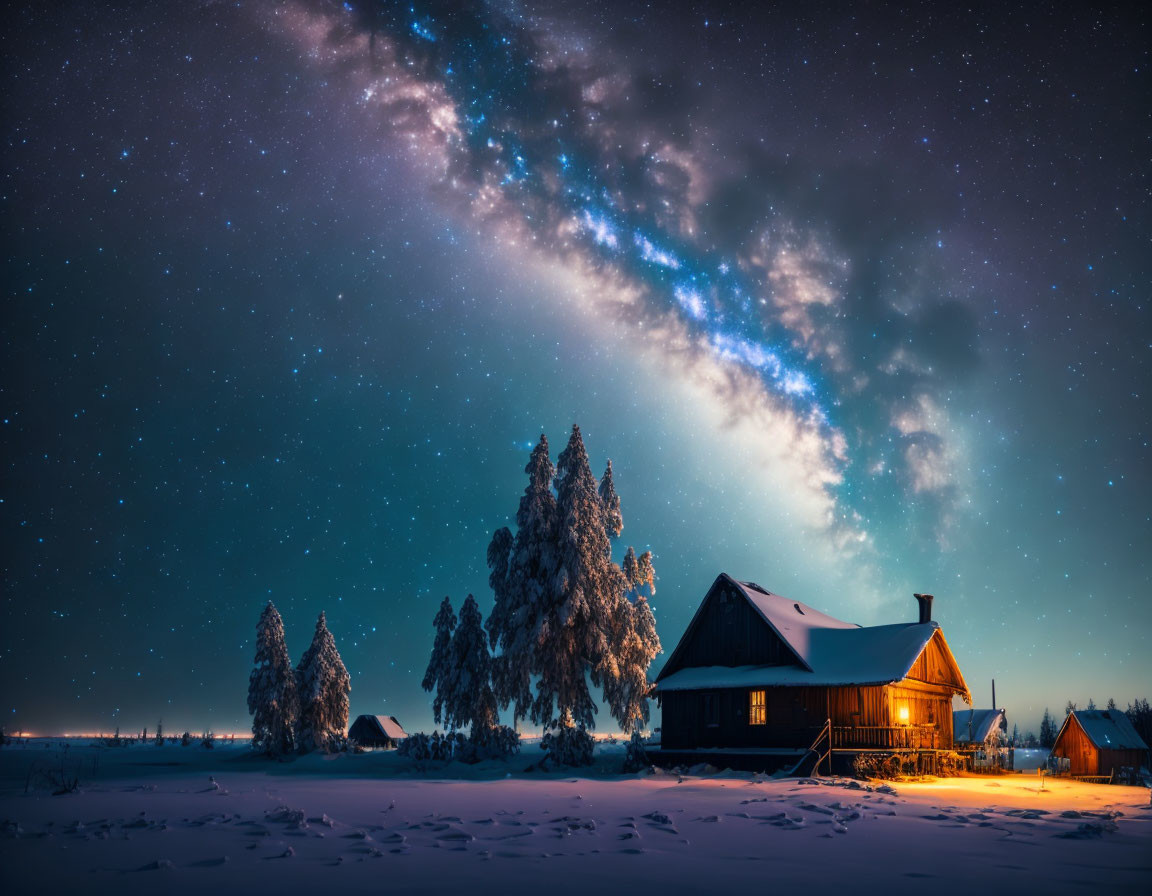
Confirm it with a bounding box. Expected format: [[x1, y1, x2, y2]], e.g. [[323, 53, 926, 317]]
[[621, 546, 656, 595], [598, 460, 622, 539], [487, 434, 556, 721], [422, 596, 457, 727], [1086, 697, 1097, 711], [538, 424, 626, 729], [486, 426, 661, 762], [443, 594, 499, 735], [248, 601, 299, 756], [1106, 697, 1117, 710], [295, 611, 351, 753]]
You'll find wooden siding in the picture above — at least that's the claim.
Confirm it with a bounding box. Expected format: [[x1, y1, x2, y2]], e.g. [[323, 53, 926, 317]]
[[905, 631, 967, 692], [1052, 716, 1147, 776], [661, 680, 954, 750], [658, 578, 796, 678]]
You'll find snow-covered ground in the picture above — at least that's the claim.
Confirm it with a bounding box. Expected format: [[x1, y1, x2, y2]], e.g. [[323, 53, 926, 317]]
[[2, 739, 1149, 894]]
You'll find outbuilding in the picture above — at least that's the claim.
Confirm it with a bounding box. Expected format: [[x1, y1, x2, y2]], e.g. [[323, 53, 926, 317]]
[[348, 714, 408, 749], [1051, 709, 1148, 781]]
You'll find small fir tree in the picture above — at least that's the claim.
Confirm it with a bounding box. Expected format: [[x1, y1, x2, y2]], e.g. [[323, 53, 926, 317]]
[[248, 601, 299, 756], [444, 595, 499, 735], [1039, 707, 1056, 748], [422, 596, 457, 728], [598, 460, 623, 539], [295, 611, 351, 753]]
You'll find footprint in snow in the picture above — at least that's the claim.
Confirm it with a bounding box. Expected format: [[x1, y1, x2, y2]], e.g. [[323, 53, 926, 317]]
[[135, 859, 175, 872]]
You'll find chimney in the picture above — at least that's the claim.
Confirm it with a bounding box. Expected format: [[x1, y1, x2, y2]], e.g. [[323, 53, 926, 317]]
[[914, 593, 934, 624]]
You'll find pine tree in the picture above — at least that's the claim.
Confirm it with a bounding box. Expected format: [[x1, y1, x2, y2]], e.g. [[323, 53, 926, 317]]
[[422, 596, 457, 727], [486, 426, 661, 759], [444, 595, 498, 735], [1039, 707, 1056, 748], [538, 424, 625, 729], [598, 460, 623, 539], [1086, 697, 1096, 711], [295, 611, 351, 753], [248, 601, 299, 756], [1106, 697, 1117, 710], [487, 434, 556, 722], [1065, 700, 1077, 716]]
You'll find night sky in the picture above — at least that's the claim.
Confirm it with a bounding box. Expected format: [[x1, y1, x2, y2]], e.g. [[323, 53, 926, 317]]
[[3, 1, 1148, 738]]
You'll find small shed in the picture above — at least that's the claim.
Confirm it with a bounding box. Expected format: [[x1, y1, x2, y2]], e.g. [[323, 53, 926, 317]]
[[953, 708, 1006, 747], [348, 715, 408, 749], [1051, 709, 1149, 779], [954, 708, 1009, 770]]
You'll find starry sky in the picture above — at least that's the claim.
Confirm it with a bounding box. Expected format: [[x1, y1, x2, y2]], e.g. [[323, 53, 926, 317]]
[[3, 0, 1148, 738]]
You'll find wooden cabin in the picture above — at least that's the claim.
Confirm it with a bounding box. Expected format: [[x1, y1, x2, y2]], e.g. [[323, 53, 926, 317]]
[[1051, 710, 1148, 780], [348, 714, 408, 749], [653, 574, 970, 767]]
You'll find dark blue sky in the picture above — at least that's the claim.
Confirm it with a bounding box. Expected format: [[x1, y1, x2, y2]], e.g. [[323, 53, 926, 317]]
[[2, 0, 1148, 738]]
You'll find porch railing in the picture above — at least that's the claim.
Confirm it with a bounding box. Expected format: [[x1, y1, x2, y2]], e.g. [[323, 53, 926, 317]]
[[832, 725, 939, 750]]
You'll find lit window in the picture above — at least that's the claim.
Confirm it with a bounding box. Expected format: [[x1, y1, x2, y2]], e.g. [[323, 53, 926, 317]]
[[749, 690, 766, 726]]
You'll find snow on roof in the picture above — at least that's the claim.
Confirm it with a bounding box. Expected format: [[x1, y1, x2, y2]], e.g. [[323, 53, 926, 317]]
[[1067, 710, 1148, 751], [353, 715, 408, 740], [953, 708, 1004, 744], [656, 574, 965, 693], [728, 578, 859, 672], [375, 716, 408, 740]]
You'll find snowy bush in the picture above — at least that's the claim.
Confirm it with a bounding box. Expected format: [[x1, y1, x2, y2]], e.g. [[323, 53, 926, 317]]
[[395, 732, 429, 760], [460, 725, 520, 763], [622, 731, 649, 773], [397, 731, 458, 762], [541, 723, 594, 767], [852, 752, 920, 780]]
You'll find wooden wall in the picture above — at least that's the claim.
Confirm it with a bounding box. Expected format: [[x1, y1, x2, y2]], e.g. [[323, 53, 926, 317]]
[[1052, 716, 1147, 776], [905, 632, 967, 692], [659, 578, 795, 677], [661, 681, 955, 750]]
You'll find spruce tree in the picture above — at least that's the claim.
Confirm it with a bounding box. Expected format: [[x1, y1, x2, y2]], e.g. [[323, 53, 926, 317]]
[[444, 595, 499, 735], [486, 426, 662, 758], [487, 434, 556, 721], [1039, 707, 1056, 748], [295, 611, 351, 753], [422, 596, 457, 727], [598, 460, 623, 539], [248, 601, 299, 756], [540, 424, 626, 729]]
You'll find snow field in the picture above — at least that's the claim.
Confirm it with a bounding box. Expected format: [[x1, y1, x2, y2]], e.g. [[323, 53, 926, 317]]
[[2, 742, 1149, 895]]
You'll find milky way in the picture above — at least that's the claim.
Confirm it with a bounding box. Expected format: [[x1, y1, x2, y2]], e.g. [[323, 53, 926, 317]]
[[279, 0, 980, 550]]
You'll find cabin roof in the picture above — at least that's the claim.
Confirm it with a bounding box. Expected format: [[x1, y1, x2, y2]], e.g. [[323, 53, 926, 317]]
[[953, 708, 1005, 744], [352, 714, 408, 740], [1059, 710, 1148, 751], [656, 573, 970, 698]]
